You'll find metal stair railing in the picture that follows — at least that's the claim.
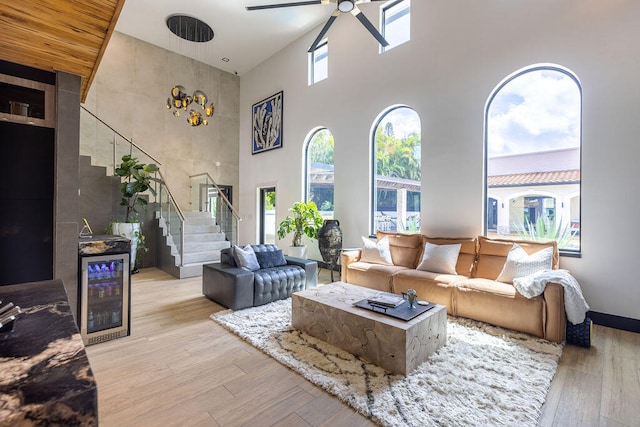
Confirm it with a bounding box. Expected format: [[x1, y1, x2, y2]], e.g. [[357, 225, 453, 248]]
[[189, 172, 241, 246], [157, 169, 186, 267], [80, 105, 186, 267]]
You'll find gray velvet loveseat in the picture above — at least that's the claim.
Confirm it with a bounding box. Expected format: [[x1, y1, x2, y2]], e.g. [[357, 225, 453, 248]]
[[203, 244, 317, 310]]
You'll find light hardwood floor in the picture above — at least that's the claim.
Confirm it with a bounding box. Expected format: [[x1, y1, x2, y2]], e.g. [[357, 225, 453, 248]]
[[85, 268, 640, 427]]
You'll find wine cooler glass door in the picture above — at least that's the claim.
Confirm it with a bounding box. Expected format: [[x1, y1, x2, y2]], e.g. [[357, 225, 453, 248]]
[[80, 253, 129, 342]]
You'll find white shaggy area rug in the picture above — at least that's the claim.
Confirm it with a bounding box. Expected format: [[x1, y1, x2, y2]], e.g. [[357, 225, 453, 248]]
[[211, 299, 563, 427]]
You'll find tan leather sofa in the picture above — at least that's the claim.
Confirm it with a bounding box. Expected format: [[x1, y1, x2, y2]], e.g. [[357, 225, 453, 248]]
[[341, 231, 566, 343]]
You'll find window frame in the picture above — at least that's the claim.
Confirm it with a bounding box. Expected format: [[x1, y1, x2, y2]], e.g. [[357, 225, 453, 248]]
[[380, 0, 411, 53], [484, 64, 582, 256], [370, 105, 421, 235], [304, 127, 335, 219]]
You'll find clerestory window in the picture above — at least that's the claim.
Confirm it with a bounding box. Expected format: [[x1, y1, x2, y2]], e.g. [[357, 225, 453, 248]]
[[308, 39, 328, 85], [381, 0, 410, 52]]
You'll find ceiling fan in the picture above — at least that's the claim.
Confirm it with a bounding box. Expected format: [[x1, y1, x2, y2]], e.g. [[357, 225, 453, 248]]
[[246, 0, 389, 52]]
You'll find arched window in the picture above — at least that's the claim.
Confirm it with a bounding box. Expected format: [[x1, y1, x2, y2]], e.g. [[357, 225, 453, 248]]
[[485, 65, 581, 252], [305, 128, 334, 219], [371, 106, 421, 234]]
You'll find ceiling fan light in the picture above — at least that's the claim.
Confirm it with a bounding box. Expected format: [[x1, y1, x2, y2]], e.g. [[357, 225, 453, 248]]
[[338, 0, 354, 13]]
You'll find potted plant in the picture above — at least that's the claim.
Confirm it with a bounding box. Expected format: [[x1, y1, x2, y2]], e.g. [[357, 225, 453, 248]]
[[277, 201, 323, 258], [111, 154, 163, 272]]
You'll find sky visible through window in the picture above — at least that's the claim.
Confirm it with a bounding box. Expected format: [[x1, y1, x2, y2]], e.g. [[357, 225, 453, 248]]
[[383, 0, 410, 50], [487, 69, 581, 157], [381, 107, 420, 139], [310, 40, 328, 85]]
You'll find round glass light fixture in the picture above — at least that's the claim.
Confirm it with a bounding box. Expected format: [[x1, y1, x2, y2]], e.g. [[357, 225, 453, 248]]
[[166, 15, 214, 42], [167, 85, 214, 126], [338, 0, 355, 13]]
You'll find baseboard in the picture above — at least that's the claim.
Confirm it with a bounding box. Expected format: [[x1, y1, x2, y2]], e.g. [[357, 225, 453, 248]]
[[588, 311, 640, 334]]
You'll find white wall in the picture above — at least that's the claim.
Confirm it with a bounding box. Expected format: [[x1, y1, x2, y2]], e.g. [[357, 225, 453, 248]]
[[238, 0, 640, 320]]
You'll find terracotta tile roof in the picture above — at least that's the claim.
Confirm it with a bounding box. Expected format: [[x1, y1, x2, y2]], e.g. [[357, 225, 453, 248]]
[[488, 169, 580, 187]]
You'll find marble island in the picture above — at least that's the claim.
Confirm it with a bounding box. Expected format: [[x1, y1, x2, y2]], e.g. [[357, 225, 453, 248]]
[[0, 279, 98, 426], [78, 234, 130, 256]]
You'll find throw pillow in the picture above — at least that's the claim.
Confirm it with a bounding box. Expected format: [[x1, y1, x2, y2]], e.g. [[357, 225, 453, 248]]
[[416, 242, 462, 275], [360, 236, 393, 265], [255, 249, 287, 269], [496, 243, 554, 283], [233, 245, 260, 271]]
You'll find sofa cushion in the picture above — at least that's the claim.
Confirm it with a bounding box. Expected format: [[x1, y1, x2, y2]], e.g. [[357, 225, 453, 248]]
[[475, 236, 558, 280], [255, 249, 287, 269], [233, 245, 260, 271], [221, 247, 236, 266], [416, 242, 461, 274], [253, 265, 307, 306], [454, 277, 546, 338], [360, 236, 393, 265], [496, 244, 554, 283], [392, 269, 467, 315], [345, 261, 409, 292], [423, 236, 477, 276], [376, 231, 423, 268], [455, 277, 518, 297]]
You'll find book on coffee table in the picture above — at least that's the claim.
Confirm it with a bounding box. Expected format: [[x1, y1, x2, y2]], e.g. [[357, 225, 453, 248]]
[[367, 293, 405, 309]]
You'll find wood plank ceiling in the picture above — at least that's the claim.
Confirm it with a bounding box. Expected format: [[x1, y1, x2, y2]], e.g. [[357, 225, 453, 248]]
[[0, 0, 125, 102]]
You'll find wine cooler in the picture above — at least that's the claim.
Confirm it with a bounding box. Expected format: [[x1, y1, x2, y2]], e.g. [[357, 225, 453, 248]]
[[78, 252, 130, 345]]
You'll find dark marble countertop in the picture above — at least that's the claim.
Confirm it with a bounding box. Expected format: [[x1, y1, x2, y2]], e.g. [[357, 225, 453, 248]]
[[0, 279, 98, 426], [79, 234, 131, 256]]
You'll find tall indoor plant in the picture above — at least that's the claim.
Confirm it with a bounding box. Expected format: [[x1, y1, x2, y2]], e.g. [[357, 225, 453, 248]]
[[277, 201, 323, 258], [112, 154, 163, 272]]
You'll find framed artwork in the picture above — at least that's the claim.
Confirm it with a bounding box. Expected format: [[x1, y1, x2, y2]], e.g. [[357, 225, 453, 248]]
[[252, 91, 283, 155]]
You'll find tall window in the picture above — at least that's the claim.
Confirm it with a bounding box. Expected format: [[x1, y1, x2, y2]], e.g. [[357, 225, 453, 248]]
[[485, 65, 581, 252], [372, 106, 421, 233], [308, 39, 328, 85], [305, 128, 334, 219], [381, 0, 410, 52]]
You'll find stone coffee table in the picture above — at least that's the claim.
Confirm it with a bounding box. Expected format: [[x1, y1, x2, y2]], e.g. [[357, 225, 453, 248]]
[[291, 282, 447, 375]]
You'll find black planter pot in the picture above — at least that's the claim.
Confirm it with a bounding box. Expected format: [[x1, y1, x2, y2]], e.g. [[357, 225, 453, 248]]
[[318, 219, 343, 281]]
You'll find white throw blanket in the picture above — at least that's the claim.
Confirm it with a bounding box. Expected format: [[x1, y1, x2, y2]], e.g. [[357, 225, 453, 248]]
[[513, 269, 590, 325]]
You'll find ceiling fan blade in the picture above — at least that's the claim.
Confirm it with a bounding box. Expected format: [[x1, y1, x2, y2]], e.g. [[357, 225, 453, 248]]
[[308, 10, 339, 52], [352, 6, 389, 47], [246, 1, 324, 11]]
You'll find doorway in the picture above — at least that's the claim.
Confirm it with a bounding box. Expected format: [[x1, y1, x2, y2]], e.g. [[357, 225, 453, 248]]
[[259, 187, 276, 244], [198, 184, 233, 241]]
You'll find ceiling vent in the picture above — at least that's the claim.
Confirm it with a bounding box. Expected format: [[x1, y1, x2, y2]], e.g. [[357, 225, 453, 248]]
[[166, 15, 214, 43]]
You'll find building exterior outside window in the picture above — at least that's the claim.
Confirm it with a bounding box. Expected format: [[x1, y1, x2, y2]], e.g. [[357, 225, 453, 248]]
[[485, 65, 581, 252], [371, 106, 421, 233]]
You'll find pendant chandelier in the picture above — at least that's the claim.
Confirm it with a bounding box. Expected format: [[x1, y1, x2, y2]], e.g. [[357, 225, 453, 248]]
[[166, 85, 215, 126]]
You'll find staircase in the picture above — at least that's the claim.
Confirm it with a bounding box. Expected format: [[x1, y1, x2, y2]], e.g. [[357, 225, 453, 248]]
[[80, 107, 239, 280], [158, 211, 230, 279]]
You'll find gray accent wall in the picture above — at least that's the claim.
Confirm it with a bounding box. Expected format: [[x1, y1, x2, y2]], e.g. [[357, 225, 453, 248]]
[[82, 31, 240, 211], [55, 71, 81, 318]]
